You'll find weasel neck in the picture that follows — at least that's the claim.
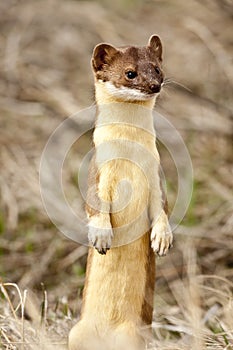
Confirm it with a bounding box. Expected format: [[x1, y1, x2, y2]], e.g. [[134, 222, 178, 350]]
[[95, 101, 156, 138]]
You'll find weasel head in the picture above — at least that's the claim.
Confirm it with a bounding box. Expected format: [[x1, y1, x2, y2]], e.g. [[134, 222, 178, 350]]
[[92, 35, 164, 105]]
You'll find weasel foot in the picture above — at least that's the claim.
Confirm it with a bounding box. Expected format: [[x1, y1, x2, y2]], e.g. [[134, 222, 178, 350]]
[[88, 215, 113, 254], [151, 211, 173, 256]]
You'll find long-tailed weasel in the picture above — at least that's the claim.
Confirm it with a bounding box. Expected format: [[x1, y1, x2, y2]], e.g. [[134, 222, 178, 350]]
[[69, 35, 173, 350]]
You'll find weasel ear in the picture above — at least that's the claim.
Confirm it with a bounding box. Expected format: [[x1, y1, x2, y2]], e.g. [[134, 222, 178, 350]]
[[148, 35, 162, 61], [92, 43, 118, 72]]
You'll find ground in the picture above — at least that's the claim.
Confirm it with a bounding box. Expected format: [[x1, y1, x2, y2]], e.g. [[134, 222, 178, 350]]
[[0, 0, 232, 349]]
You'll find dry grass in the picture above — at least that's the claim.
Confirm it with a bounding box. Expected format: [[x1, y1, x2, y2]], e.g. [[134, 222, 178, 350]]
[[0, 0, 232, 349]]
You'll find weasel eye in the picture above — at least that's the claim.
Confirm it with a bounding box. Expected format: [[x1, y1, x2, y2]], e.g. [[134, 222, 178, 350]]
[[155, 66, 160, 74], [126, 71, 137, 79]]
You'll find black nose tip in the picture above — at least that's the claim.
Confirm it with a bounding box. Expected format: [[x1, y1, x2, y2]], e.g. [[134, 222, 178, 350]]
[[150, 83, 161, 93]]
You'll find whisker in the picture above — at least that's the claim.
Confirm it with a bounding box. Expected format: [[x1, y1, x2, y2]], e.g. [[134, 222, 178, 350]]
[[160, 88, 171, 98], [162, 77, 192, 93]]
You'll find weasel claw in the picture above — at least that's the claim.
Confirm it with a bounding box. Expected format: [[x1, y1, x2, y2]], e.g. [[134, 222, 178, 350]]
[[151, 213, 173, 256], [88, 226, 113, 255]]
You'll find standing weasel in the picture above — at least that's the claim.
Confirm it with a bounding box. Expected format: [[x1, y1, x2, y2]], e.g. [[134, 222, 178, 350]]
[[69, 35, 173, 350]]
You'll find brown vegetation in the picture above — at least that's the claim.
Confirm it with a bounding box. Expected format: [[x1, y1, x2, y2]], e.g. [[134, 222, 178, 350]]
[[0, 0, 232, 349]]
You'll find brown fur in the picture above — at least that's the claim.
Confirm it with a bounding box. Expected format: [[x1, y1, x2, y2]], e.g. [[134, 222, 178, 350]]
[[92, 35, 164, 98], [140, 235, 156, 326], [85, 154, 100, 217], [69, 35, 173, 350]]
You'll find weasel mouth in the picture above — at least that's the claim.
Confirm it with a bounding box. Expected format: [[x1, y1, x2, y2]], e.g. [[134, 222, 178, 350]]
[[104, 81, 160, 101]]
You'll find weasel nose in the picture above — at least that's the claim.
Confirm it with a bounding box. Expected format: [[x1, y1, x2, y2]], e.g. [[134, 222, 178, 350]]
[[150, 83, 161, 93]]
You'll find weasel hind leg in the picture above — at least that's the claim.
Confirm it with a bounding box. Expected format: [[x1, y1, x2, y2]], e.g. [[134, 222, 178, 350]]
[[69, 320, 145, 350], [69, 321, 115, 350], [69, 321, 103, 350], [113, 324, 146, 350]]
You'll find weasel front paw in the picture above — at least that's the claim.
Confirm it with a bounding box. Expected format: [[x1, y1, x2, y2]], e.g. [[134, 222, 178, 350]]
[[88, 215, 113, 254], [151, 212, 173, 256], [88, 226, 113, 254]]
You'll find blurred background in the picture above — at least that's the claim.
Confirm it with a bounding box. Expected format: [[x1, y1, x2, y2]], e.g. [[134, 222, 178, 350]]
[[0, 0, 232, 349]]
